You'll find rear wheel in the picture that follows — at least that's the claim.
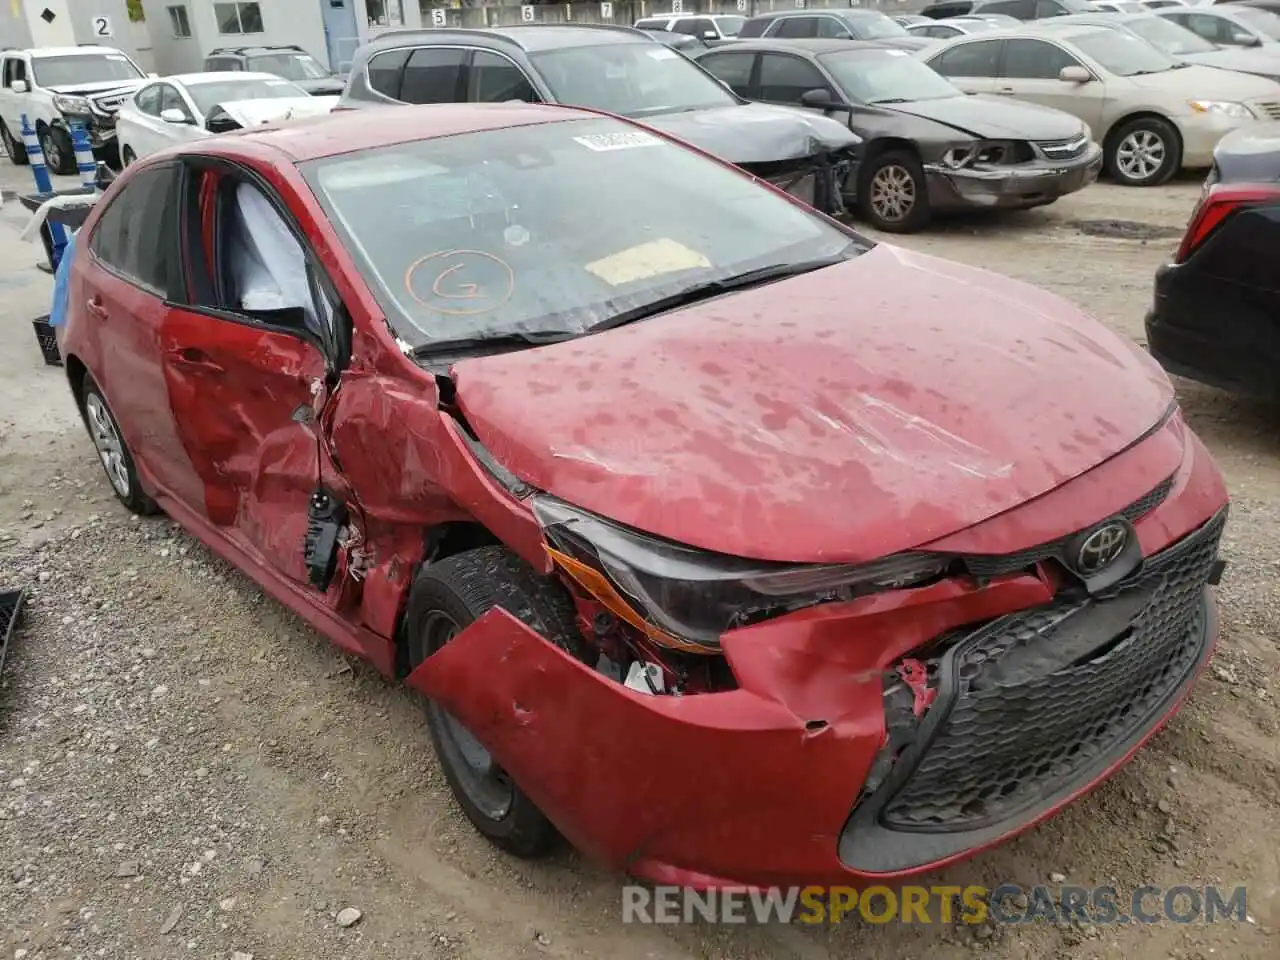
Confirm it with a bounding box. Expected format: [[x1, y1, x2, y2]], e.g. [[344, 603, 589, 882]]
[[80, 373, 158, 516], [1105, 116, 1180, 187], [0, 121, 27, 166], [405, 546, 590, 858], [858, 149, 931, 233], [120, 145, 136, 166]]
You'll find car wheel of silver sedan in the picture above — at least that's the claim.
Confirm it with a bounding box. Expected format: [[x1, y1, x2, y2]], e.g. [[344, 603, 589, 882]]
[[858, 149, 931, 234], [1105, 116, 1180, 187]]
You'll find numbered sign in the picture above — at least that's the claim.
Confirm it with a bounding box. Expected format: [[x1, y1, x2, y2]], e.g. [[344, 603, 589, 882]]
[[600, 1, 613, 17], [92, 15, 113, 37], [430, 7, 445, 26], [794, 0, 805, 8], [671, 0, 682, 12], [521, 4, 535, 21], [736, 0, 747, 9]]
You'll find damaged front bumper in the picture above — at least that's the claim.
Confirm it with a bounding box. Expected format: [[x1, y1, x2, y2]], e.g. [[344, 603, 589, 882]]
[[744, 149, 855, 218], [924, 142, 1102, 212]]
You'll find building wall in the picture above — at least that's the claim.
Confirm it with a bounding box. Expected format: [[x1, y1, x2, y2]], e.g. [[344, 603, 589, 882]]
[[68, 0, 146, 57], [141, 0, 203, 73], [192, 0, 329, 68], [20, 0, 75, 46]]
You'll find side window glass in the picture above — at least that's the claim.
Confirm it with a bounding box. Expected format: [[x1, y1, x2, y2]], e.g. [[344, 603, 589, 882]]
[[90, 165, 179, 294], [367, 48, 410, 99], [1034, 0, 1066, 17], [468, 51, 536, 103], [931, 39, 1002, 77], [699, 52, 755, 96], [159, 85, 191, 118], [11, 58, 27, 85], [774, 17, 818, 39], [135, 85, 161, 115], [758, 53, 829, 102], [399, 47, 466, 103], [1003, 39, 1079, 78], [817, 16, 853, 38], [1185, 14, 1223, 41]]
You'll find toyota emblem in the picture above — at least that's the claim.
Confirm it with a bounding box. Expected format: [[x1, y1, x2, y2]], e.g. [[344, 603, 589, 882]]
[[1075, 521, 1129, 576]]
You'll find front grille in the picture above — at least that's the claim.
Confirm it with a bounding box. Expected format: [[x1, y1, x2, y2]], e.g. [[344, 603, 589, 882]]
[[1251, 100, 1280, 120], [880, 508, 1225, 832], [1036, 135, 1089, 161], [961, 473, 1174, 579], [90, 91, 133, 114]]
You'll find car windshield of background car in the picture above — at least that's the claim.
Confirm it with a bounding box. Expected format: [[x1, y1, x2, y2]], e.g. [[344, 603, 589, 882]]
[[1072, 28, 1180, 74], [31, 53, 144, 87], [822, 49, 961, 102], [1125, 14, 1218, 54], [529, 43, 739, 116], [300, 116, 858, 351], [247, 53, 330, 80], [186, 77, 308, 114], [850, 13, 913, 39], [1234, 7, 1280, 40]]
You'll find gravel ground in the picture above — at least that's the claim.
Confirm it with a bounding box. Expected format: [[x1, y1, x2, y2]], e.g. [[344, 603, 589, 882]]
[[1, 167, 1277, 960]]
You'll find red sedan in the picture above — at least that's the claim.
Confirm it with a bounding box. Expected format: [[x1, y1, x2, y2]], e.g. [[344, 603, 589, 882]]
[[59, 101, 1229, 890]]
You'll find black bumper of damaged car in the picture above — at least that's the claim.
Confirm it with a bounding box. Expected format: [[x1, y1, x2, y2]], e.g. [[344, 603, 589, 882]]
[[746, 151, 853, 217], [923, 145, 1102, 213]]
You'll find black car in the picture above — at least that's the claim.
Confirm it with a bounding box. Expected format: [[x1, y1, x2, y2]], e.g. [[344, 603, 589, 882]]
[[203, 44, 346, 96], [737, 9, 935, 50], [920, 0, 1093, 19], [1145, 124, 1280, 401], [695, 39, 1100, 232], [336, 24, 861, 217]]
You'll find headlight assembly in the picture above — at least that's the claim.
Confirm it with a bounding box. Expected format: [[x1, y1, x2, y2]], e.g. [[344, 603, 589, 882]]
[[53, 94, 93, 115], [532, 496, 948, 653], [1188, 100, 1253, 120]]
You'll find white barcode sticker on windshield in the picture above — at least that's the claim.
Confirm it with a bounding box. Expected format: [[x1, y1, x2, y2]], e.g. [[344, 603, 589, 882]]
[[573, 131, 663, 152]]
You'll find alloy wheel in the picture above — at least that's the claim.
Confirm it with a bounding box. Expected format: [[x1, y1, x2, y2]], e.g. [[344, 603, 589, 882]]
[[1116, 130, 1165, 183], [40, 130, 61, 171], [870, 164, 917, 224], [85, 394, 131, 498]]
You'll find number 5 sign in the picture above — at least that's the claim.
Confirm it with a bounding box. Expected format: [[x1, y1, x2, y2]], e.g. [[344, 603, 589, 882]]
[[600, 1, 613, 17], [430, 7, 445, 26], [92, 15, 113, 37], [521, 4, 535, 21]]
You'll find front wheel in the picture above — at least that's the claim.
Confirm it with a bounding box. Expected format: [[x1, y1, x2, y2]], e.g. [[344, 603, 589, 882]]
[[1105, 117, 1180, 187], [405, 546, 590, 859], [858, 149, 931, 233], [39, 124, 76, 176]]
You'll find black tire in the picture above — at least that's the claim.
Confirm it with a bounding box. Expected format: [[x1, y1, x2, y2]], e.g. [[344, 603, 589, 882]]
[[1105, 116, 1180, 187], [120, 145, 136, 166], [0, 120, 28, 166], [38, 124, 76, 176], [80, 373, 159, 516], [858, 149, 932, 233], [405, 547, 591, 859]]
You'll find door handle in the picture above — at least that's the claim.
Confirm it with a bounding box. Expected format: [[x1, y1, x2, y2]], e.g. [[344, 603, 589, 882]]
[[996, 87, 1016, 95], [86, 296, 108, 319], [169, 347, 225, 374]]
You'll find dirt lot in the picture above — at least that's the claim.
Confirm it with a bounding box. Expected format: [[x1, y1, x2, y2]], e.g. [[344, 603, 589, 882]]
[[1, 166, 1276, 960]]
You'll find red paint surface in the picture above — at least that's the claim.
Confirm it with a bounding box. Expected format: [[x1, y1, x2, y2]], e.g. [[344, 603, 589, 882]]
[[58, 102, 1231, 891]]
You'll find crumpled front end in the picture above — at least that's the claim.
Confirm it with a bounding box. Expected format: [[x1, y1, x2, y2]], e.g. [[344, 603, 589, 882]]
[[740, 149, 855, 217], [923, 135, 1103, 212]]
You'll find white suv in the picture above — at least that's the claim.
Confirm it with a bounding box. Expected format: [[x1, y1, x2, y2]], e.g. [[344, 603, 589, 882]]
[[0, 45, 150, 175]]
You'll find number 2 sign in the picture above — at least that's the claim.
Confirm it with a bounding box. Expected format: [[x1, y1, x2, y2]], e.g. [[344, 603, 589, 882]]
[[92, 15, 113, 38]]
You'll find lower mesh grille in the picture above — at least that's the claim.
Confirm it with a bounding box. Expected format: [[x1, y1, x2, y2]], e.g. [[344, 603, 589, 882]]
[[880, 509, 1224, 832]]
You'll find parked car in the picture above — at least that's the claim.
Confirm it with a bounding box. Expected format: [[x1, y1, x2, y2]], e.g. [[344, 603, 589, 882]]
[[639, 29, 708, 53], [920, 23, 1280, 183], [1146, 122, 1280, 399], [1141, 0, 1189, 8], [335, 25, 861, 217], [893, 14, 934, 26], [920, 0, 1095, 19], [0, 45, 150, 174], [1089, 1, 1150, 12], [632, 13, 746, 43], [738, 9, 935, 50], [57, 99, 1230, 887], [1229, 0, 1280, 14], [204, 44, 345, 96], [115, 73, 336, 164], [909, 14, 1022, 38], [695, 39, 1100, 230], [1039, 12, 1280, 78], [1158, 3, 1280, 46]]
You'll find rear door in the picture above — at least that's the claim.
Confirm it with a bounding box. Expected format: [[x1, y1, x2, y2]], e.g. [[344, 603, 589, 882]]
[[464, 50, 539, 103], [924, 37, 1002, 94], [399, 46, 468, 103], [771, 16, 821, 38], [998, 37, 1105, 129]]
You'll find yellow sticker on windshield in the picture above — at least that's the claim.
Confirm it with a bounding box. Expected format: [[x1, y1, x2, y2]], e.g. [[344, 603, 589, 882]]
[[585, 239, 711, 286]]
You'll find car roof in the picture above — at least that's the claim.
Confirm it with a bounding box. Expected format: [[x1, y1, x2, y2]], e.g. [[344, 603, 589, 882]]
[[711, 38, 916, 56], [27, 45, 124, 57], [208, 101, 601, 162], [747, 8, 884, 19], [208, 45, 306, 55], [164, 71, 293, 85], [359, 23, 651, 55]]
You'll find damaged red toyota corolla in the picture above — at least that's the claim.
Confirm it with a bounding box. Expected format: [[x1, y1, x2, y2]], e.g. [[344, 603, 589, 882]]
[[58, 102, 1229, 889]]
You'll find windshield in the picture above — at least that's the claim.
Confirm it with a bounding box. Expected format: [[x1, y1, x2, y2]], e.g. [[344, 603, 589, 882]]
[[187, 77, 307, 114], [31, 53, 143, 87], [822, 50, 960, 102], [1072, 27, 1179, 74], [1126, 14, 1216, 54], [1234, 7, 1280, 40], [850, 13, 911, 39], [247, 52, 330, 79], [715, 15, 746, 35], [530, 42, 737, 116], [301, 117, 857, 350]]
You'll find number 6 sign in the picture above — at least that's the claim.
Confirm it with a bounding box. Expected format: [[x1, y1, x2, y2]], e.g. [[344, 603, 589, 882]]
[[430, 7, 445, 26], [521, 5, 535, 21]]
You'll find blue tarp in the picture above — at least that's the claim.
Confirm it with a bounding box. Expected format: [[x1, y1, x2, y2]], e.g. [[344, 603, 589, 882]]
[[48, 231, 77, 328]]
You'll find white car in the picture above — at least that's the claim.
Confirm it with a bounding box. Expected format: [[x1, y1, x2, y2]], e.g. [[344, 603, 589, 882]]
[[115, 72, 337, 164], [0, 45, 149, 174]]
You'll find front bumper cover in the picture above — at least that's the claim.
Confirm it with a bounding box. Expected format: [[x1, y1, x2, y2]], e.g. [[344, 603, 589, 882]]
[[924, 143, 1103, 211]]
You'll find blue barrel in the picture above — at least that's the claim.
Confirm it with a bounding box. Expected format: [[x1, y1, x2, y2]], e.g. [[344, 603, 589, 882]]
[[68, 120, 97, 190]]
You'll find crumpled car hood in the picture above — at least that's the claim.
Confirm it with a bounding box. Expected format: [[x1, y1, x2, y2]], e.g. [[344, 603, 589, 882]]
[[891, 94, 1084, 141], [642, 102, 860, 164], [451, 244, 1175, 564], [208, 95, 338, 128]]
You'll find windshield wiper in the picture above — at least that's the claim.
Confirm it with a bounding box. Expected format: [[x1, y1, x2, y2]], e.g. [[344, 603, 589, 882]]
[[867, 97, 913, 104], [585, 253, 852, 336], [410, 328, 577, 357]]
